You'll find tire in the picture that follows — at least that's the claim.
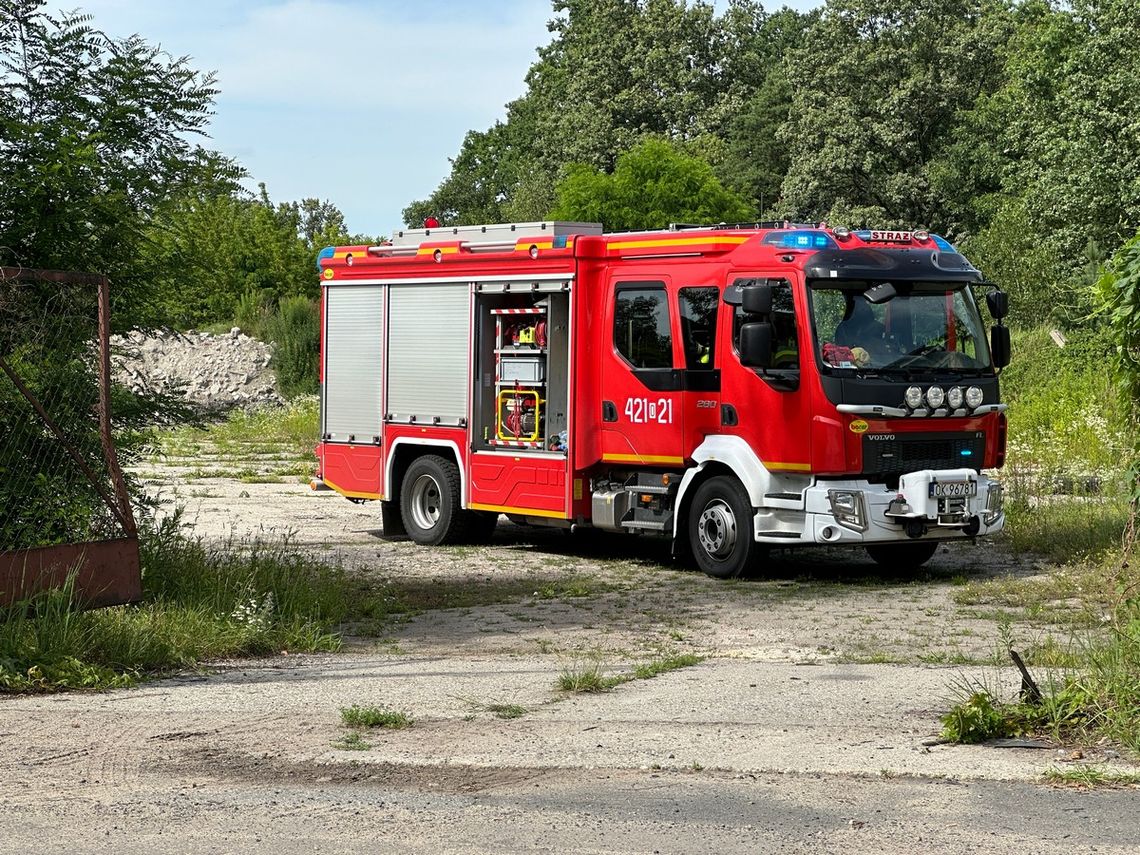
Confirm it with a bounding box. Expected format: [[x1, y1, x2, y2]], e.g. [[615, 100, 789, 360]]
[[865, 541, 939, 570], [687, 475, 760, 579], [399, 454, 469, 546]]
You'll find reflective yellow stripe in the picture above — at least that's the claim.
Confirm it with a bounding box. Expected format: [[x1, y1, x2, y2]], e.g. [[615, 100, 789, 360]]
[[469, 502, 568, 519], [765, 461, 812, 472], [602, 452, 685, 465], [323, 477, 382, 501], [416, 245, 461, 256], [607, 236, 748, 251]]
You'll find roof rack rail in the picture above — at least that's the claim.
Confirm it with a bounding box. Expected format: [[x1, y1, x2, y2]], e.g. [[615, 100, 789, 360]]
[[666, 221, 821, 232]]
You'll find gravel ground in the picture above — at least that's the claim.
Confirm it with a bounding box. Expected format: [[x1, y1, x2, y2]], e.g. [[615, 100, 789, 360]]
[[2, 466, 1137, 853]]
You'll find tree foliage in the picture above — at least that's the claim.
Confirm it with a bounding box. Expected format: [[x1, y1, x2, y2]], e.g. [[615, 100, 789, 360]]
[[550, 138, 753, 231], [0, 1, 241, 324], [146, 185, 369, 328], [778, 0, 1015, 233], [405, 0, 797, 226]]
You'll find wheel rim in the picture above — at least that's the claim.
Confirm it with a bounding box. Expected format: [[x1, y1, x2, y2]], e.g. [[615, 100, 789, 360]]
[[697, 499, 737, 559], [409, 473, 443, 530]]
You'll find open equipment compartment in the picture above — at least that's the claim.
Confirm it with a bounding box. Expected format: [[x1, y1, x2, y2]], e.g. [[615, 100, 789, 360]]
[[472, 284, 570, 455]]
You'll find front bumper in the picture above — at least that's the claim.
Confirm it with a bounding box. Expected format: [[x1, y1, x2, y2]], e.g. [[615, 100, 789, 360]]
[[754, 470, 1005, 545]]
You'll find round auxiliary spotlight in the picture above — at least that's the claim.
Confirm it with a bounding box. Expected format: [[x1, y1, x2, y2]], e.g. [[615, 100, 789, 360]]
[[905, 385, 924, 409], [914, 229, 930, 241], [966, 386, 984, 409], [947, 386, 964, 410], [926, 385, 945, 409]]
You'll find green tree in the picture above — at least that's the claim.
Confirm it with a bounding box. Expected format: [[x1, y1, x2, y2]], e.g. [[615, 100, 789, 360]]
[[550, 137, 753, 231], [147, 185, 364, 328], [0, 1, 241, 324], [1012, 0, 1140, 276], [405, 0, 804, 226], [777, 0, 1014, 234]]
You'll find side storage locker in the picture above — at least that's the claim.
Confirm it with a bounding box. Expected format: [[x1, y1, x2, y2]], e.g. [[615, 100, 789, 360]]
[[320, 284, 384, 496], [386, 283, 470, 425]]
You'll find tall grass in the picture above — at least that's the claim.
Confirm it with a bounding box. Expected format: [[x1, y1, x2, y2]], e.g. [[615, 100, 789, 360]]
[[942, 326, 1139, 752], [0, 512, 351, 692], [1000, 325, 1130, 560]]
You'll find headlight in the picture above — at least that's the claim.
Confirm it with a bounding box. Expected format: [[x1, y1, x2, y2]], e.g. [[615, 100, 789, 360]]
[[827, 489, 868, 532], [905, 385, 924, 409], [926, 386, 945, 408], [966, 386, 984, 409], [984, 482, 1004, 524], [947, 386, 964, 409]]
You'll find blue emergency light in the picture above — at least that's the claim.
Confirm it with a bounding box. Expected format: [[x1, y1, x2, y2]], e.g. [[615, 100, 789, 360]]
[[763, 230, 837, 250]]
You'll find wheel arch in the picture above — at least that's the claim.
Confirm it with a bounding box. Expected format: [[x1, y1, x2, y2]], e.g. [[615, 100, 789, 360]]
[[386, 438, 467, 508], [671, 435, 798, 541]]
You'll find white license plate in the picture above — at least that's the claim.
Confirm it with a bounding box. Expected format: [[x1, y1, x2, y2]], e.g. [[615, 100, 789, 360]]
[[929, 480, 977, 499]]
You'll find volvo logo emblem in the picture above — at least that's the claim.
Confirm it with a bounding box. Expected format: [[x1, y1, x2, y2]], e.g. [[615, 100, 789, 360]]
[[866, 434, 896, 441]]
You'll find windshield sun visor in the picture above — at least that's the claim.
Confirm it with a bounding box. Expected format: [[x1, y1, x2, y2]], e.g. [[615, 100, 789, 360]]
[[805, 248, 983, 284]]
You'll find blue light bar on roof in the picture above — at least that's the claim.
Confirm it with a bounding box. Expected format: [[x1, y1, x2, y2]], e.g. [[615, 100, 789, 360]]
[[317, 246, 335, 271], [762, 230, 837, 250]]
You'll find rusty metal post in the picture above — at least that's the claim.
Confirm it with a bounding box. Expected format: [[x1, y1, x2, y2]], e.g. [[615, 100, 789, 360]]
[[97, 276, 137, 536]]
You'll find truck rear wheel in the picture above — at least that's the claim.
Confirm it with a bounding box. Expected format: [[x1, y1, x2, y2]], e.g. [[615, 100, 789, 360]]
[[687, 475, 759, 579], [400, 454, 470, 546], [865, 541, 939, 569]]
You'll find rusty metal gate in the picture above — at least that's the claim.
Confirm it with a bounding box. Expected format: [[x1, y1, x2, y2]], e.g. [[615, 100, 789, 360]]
[[0, 267, 141, 608]]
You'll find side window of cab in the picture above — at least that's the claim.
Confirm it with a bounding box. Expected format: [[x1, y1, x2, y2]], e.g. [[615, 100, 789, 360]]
[[731, 277, 799, 369]]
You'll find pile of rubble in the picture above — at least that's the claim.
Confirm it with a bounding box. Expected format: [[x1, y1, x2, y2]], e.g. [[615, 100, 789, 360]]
[[111, 328, 283, 410]]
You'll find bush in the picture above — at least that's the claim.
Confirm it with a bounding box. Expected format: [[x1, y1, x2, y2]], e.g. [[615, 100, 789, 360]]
[[261, 296, 319, 398]]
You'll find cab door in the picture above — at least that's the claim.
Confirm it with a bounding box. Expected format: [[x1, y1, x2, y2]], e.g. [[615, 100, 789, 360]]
[[677, 285, 723, 453], [599, 279, 686, 467]]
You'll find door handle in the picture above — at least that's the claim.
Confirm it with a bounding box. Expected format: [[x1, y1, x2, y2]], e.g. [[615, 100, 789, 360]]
[[721, 404, 739, 427], [602, 400, 618, 422]]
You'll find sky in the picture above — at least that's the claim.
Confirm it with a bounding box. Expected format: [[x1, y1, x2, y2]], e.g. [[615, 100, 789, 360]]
[[57, 0, 822, 235]]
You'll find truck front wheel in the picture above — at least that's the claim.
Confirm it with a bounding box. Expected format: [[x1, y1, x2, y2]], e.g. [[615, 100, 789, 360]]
[[400, 454, 468, 546], [687, 476, 760, 579]]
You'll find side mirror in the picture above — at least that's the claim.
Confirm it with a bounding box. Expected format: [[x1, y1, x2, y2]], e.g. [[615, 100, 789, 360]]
[[740, 321, 774, 368], [865, 282, 897, 304], [986, 290, 1009, 320], [741, 283, 773, 315], [991, 324, 1011, 368]]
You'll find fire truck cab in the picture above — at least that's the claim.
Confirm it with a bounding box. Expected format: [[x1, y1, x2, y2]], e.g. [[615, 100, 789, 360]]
[[314, 221, 1009, 578]]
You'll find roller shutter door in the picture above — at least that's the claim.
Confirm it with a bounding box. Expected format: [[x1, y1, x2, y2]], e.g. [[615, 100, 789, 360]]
[[322, 285, 383, 442], [387, 283, 469, 425]]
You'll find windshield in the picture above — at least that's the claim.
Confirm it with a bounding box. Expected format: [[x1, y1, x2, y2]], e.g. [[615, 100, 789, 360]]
[[809, 281, 992, 373]]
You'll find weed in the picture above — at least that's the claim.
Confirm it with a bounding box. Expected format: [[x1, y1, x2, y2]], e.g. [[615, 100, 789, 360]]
[[1042, 766, 1140, 788], [941, 689, 1015, 744], [556, 660, 624, 693], [632, 653, 703, 680], [340, 705, 412, 730], [487, 703, 528, 720], [333, 732, 371, 751]]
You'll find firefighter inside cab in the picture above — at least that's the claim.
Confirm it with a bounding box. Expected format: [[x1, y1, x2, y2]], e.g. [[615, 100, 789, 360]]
[[313, 221, 1010, 579]]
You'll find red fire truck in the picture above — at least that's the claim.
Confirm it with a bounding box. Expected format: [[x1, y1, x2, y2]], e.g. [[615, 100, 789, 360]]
[[313, 221, 1010, 578]]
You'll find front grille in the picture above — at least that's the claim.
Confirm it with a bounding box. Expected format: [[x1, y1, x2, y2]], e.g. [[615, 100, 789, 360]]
[[862, 431, 985, 482]]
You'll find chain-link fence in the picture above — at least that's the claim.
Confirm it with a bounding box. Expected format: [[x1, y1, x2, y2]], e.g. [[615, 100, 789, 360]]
[[0, 268, 139, 607]]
